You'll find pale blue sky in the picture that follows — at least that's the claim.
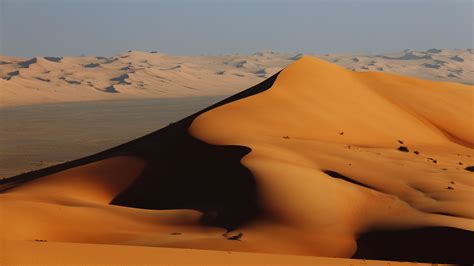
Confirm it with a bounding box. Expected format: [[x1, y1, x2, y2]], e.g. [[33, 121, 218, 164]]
[[1, 0, 472, 57]]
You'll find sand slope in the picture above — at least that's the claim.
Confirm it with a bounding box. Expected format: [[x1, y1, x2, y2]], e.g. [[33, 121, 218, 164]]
[[1, 49, 472, 107], [1, 56, 473, 264]]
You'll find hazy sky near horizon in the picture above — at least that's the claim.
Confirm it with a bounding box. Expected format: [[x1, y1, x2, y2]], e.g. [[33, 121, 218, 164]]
[[1, 0, 472, 57]]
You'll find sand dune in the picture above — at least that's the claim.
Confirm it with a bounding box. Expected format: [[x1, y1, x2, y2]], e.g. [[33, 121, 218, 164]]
[[1, 56, 473, 264], [0, 49, 472, 107]]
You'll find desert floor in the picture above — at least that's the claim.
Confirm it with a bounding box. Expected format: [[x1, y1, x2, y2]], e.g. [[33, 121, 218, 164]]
[[1, 240, 439, 266], [0, 96, 222, 178]]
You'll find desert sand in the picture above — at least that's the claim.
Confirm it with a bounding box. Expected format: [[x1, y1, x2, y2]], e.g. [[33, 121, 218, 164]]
[[1, 56, 473, 264], [1, 49, 472, 107], [1, 240, 439, 266]]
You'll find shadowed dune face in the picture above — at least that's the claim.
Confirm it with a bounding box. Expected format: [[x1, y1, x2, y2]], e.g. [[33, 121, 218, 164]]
[[353, 226, 474, 262], [1, 56, 474, 263], [111, 137, 258, 230], [110, 73, 281, 230]]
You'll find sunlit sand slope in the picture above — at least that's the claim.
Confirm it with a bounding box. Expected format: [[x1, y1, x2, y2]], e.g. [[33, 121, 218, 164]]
[[190, 56, 474, 262]]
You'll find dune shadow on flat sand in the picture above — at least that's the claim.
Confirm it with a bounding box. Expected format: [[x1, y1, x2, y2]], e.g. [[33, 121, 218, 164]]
[[353, 226, 474, 264], [1, 69, 474, 263]]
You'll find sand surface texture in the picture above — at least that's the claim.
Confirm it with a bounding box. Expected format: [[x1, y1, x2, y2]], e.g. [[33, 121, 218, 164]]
[[1, 56, 473, 264], [1, 240, 439, 265]]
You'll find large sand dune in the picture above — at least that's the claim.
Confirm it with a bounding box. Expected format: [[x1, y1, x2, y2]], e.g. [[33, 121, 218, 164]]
[[1, 49, 472, 107], [1, 56, 473, 264]]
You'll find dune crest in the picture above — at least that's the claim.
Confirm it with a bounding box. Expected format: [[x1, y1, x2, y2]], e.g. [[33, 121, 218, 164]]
[[1, 56, 473, 264]]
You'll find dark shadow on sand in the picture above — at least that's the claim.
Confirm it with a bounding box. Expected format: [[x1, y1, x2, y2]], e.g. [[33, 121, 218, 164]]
[[323, 170, 377, 191], [353, 226, 474, 264]]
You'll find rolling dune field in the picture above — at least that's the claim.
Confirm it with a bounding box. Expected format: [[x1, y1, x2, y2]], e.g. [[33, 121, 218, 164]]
[[1, 49, 472, 107]]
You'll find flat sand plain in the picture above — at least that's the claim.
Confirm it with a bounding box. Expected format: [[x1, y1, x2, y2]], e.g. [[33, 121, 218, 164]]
[[0, 96, 223, 178]]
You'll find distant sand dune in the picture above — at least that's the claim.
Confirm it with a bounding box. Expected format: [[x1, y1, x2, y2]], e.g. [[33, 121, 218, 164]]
[[0, 49, 472, 107], [1, 56, 473, 264]]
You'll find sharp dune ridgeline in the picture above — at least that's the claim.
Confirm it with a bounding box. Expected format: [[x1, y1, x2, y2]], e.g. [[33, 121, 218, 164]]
[[1, 56, 474, 264]]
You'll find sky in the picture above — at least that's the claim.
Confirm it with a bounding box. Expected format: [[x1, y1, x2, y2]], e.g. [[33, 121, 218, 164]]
[[0, 0, 472, 57]]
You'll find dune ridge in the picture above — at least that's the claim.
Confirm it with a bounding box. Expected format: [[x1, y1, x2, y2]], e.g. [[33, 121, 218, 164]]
[[1, 56, 473, 264]]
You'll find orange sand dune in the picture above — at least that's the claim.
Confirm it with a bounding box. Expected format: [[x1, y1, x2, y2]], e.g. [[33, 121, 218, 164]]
[[1, 56, 473, 264]]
